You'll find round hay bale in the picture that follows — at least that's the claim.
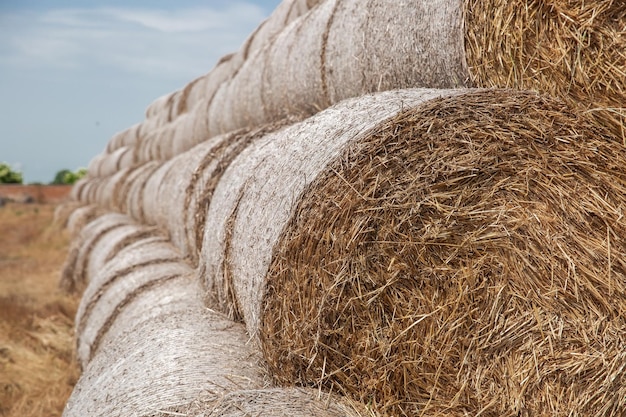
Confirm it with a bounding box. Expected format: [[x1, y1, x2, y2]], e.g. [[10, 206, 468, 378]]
[[63, 285, 265, 417], [91, 167, 133, 211], [95, 274, 201, 356], [154, 133, 238, 260], [76, 256, 190, 366], [171, 109, 206, 157], [53, 201, 84, 229], [141, 158, 178, 227], [185, 388, 378, 417], [66, 204, 99, 238], [86, 153, 106, 178], [124, 161, 162, 223], [255, 90, 626, 416], [205, 0, 623, 142], [59, 211, 134, 293], [144, 91, 174, 120], [69, 177, 89, 202], [91, 146, 132, 178], [201, 88, 459, 325], [83, 222, 161, 288], [112, 162, 158, 214], [106, 123, 141, 154], [207, 0, 468, 137]]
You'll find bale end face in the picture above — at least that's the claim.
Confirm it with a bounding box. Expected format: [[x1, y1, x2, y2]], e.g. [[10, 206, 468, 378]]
[[260, 90, 626, 417]]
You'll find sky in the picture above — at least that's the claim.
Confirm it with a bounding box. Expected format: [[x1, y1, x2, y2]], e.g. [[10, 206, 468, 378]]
[[0, 0, 281, 183]]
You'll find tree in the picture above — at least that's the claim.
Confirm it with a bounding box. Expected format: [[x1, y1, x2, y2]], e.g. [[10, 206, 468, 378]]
[[51, 168, 87, 185], [0, 163, 23, 184]]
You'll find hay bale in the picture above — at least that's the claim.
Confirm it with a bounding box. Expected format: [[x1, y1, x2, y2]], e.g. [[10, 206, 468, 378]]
[[146, 134, 237, 260], [140, 158, 178, 227], [83, 223, 161, 288], [124, 161, 162, 223], [69, 177, 89, 202], [88, 146, 133, 178], [105, 123, 141, 154], [75, 252, 189, 366], [253, 90, 626, 416], [66, 204, 99, 238], [86, 153, 106, 178], [144, 91, 174, 120], [53, 201, 84, 229], [95, 274, 200, 355], [59, 212, 136, 293], [207, 0, 468, 137], [185, 388, 378, 417], [205, 0, 623, 143], [119, 0, 324, 163], [63, 278, 266, 417], [201, 88, 459, 325]]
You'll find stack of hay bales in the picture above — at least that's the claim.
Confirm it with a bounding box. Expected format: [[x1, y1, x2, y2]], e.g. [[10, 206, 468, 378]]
[[60, 0, 625, 416]]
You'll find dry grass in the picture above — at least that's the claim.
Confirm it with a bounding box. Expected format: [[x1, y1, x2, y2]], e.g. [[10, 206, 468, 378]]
[[465, 0, 626, 142], [261, 90, 626, 416], [0, 203, 79, 417]]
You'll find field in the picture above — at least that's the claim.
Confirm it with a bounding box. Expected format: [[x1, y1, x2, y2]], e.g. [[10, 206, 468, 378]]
[[0, 203, 79, 417]]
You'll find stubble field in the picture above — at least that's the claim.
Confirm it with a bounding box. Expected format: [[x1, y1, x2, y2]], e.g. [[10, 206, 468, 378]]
[[0, 203, 78, 417]]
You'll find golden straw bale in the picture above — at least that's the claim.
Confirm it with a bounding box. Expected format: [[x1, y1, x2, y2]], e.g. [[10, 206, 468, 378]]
[[259, 89, 626, 416]]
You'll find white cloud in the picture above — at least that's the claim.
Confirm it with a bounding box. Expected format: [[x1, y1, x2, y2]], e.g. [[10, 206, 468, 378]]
[[0, 3, 267, 79]]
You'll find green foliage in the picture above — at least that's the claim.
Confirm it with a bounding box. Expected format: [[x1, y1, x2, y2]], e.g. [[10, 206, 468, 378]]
[[0, 163, 23, 184], [51, 168, 87, 185]]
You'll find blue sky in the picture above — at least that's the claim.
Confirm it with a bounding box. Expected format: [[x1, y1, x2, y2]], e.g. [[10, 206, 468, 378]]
[[0, 0, 281, 183]]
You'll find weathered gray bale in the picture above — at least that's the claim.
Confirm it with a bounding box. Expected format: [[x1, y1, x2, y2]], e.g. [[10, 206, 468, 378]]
[[144, 91, 174, 120], [88, 146, 133, 178], [208, 0, 467, 138], [140, 158, 177, 227], [65, 204, 99, 238], [86, 153, 106, 178], [124, 161, 162, 223], [53, 201, 84, 229], [186, 388, 378, 417], [169, 0, 324, 123], [95, 274, 200, 357], [68, 177, 89, 202], [90, 167, 132, 211], [113, 0, 324, 163], [171, 111, 200, 157], [105, 123, 141, 153], [59, 211, 135, 293], [163, 133, 239, 260], [83, 223, 161, 287], [76, 256, 190, 366], [200, 88, 463, 334], [63, 281, 266, 417]]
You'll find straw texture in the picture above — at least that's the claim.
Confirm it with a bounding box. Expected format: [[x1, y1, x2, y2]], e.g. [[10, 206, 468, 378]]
[[260, 89, 626, 416], [201, 88, 463, 331], [465, 0, 626, 142]]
